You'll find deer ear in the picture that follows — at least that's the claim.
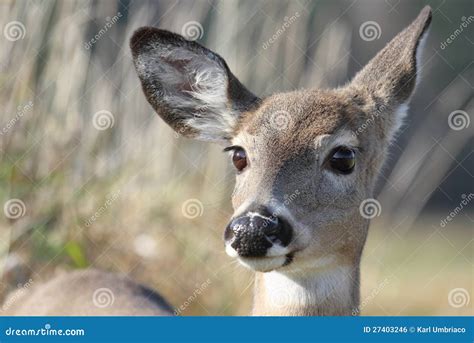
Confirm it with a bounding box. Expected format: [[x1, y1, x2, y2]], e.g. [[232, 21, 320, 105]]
[[349, 6, 432, 140], [130, 28, 259, 142]]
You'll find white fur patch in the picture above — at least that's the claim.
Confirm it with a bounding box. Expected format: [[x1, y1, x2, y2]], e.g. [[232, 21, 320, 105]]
[[266, 244, 290, 257], [184, 66, 237, 140], [246, 211, 278, 223], [263, 265, 352, 309], [387, 102, 409, 142], [385, 23, 429, 142], [238, 256, 287, 272], [225, 244, 239, 258], [141, 47, 236, 141], [415, 26, 430, 89]]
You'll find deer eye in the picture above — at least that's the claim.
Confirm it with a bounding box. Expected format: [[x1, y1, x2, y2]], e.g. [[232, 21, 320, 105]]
[[230, 147, 248, 171], [328, 147, 355, 174]]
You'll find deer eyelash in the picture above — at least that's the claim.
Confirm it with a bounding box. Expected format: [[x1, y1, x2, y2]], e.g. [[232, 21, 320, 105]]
[[223, 145, 239, 153]]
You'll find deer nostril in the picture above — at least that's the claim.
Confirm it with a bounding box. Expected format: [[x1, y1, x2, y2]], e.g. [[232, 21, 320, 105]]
[[270, 217, 292, 247]]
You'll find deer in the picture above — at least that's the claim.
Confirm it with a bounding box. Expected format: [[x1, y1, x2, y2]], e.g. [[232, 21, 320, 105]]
[[2, 7, 431, 316]]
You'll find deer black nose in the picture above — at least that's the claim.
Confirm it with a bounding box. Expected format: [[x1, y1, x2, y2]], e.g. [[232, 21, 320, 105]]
[[224, 207, 293, 258]]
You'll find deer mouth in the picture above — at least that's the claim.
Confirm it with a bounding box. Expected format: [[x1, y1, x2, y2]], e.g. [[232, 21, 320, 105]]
[[235, 253, 294, 273]]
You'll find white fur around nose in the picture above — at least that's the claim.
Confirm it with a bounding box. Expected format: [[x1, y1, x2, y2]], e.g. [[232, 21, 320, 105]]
[[225, 244, 239, 258], [239, 256, 287, 272], [246, 211, 278, 223], [266, 244, 290, 257]]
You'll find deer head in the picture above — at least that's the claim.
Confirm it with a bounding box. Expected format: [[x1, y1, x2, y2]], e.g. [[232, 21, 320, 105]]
[[130, 7, 432, 315]]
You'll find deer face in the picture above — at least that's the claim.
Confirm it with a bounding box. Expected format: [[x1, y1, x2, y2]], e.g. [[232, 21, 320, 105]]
[[130, 7, 431, 273], [222, 90, 374, 272]]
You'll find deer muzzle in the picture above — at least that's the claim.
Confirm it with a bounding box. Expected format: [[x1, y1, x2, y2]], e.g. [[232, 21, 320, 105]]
[[224, 206, 293, 258]]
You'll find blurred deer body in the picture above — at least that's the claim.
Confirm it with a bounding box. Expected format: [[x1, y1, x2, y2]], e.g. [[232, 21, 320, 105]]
[[2, 269, 173, 316], [2, 7, 431, 316]]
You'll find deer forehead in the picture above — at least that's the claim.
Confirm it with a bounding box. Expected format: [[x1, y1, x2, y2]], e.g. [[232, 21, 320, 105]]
[[233, 89, 363, 156]]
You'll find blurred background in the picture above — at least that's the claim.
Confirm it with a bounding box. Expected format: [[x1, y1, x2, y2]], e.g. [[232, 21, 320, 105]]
[[0, 0, 472, 315]]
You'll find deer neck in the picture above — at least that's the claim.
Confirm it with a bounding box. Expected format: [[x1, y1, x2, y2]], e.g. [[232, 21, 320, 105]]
[[252, 260, 360, 316]]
